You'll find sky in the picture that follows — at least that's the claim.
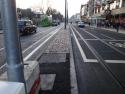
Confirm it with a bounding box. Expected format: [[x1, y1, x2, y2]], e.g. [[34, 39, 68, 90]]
[[16, 0, 89, 17]]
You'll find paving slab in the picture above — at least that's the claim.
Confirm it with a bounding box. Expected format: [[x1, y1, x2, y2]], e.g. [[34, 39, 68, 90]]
[[38, 28, 73, 94], [40, 74, 56, 90]]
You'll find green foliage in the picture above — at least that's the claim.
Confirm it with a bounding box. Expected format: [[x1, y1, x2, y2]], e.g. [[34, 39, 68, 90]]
[[40, 16, 51, 27]]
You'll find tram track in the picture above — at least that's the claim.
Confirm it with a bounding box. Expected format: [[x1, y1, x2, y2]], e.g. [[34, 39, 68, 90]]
[[0, 26, 57, 53], [0, 25, 63, 75], [70, 25, 125, 89], [0, 27, 55, 66], [86, 26, 125, 40], [79, 27, 125, 57]]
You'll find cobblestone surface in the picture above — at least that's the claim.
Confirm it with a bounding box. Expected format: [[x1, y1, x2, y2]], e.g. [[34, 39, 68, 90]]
[[45, 29, 70, 53], [39, 28, 71, 94], [39, 28, 70, 63]]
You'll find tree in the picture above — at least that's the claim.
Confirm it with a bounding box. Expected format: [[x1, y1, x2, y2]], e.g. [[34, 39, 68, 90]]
[[45, 7, 64, 22], [46, 7, 52, 16], [17, 8, 34, 20]]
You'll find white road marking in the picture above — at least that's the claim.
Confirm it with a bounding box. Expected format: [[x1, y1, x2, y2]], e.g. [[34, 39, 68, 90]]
[[85, 39, 125, 42], [70, 25, 97, 63], [0, 48, 4, 51], [71, 25, 125, 63], [109, 41, 125, 48], [101, 33, 115, 40], [70, 29, 79, 94], [85, 39, 99, 41], [34, 27, 55, 36], [23, 30, 54, 53], [23, 26, 61, 54], [106, 60, 125, 63], [82, 28, 125, 56], [24, 26, 63, 61], [0, 27, 55, 52], [0, 26, 63, 70], [0, 64, 6, 70], [107, 40, 125, 41]]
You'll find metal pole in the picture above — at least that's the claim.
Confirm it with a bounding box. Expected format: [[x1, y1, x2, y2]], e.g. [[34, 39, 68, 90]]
[[65, 0, 67, 29], [0, 0, 25, 83], [67, 0, 68, 24]]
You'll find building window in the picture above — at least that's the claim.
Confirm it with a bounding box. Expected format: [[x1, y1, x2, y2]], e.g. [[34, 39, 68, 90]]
[[122, 0, 125, 7], [116, 0, 120, 8]]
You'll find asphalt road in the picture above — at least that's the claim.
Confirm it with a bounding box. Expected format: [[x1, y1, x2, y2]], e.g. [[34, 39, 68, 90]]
[[0, 24, 63, 74], [70, 24, 125, 94]]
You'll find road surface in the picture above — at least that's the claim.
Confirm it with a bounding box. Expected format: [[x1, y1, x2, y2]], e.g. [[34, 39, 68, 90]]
[[0, 24, 63, 74], [70, 24, 125, 94]]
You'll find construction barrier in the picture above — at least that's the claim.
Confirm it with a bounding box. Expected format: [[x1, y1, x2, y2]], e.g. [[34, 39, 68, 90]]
[[0, 61, 41, 94]]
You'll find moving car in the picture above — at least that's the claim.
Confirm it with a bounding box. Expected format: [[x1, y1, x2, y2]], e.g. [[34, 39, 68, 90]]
[[52, 21, 58, 26], [17, 20, 37, 35], [78, 22, 85, 28], [52, 20, 60, 26]]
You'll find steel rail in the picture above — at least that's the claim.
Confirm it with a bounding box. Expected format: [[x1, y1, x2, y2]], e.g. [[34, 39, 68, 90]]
[[71, 25, 125, 88], [79, 27, 125, 57], [0, 27, 56, 52], [0, 25, 63, 74]]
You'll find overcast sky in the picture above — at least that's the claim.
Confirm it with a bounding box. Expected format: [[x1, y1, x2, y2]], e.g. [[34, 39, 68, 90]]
[[16, 0, 89, 17]]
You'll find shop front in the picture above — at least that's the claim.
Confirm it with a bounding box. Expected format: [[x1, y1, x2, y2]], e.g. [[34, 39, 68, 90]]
[[112, 7, 125, 29], [89, 15, 105, 27]]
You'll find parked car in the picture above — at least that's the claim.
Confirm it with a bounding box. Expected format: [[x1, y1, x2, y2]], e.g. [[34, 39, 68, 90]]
[[78, 22, 85, 28], [17, 20, 37, 35]]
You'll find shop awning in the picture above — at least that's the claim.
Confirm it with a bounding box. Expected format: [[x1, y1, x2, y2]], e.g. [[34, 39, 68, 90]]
[[112, 7, 125, 15], [89, 16, 105, 20]]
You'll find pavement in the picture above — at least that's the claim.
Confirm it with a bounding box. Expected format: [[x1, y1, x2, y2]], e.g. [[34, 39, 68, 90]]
[[38, 26, 78, 94], [100, 27, 125, 34], [88, 25, 125, 34], [0, 25, 78, 94]]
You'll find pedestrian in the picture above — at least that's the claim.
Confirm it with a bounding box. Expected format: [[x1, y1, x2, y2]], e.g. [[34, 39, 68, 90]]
[[113, 22, 115, 29], [116, 22, 120, 32], [89, 22, 90, 26]]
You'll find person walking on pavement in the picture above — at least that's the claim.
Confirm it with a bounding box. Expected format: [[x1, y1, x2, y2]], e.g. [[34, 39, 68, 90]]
[[89, 22, 90, 26], [116, 22, 120, 32]]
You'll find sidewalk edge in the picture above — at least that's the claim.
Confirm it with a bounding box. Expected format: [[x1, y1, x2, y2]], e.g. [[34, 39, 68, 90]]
[[68, 27, 79, 94], [100, 27, 125, 34], [88, 25, 125, 34]]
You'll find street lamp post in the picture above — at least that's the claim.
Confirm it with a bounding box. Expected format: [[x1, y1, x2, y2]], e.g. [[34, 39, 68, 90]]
[[67, 1, 68, 24], [65, 0, 67, 29], [0, 0, 25, 83]]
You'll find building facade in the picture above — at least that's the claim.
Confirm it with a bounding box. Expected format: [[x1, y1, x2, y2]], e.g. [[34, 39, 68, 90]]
[[80, 4, 88, 22], [69, 13, 81, 23], [80, 0, 125, 28], [89, 0, 106, 26], [110, 0, 125, 28], [0, 12, 2, 30]]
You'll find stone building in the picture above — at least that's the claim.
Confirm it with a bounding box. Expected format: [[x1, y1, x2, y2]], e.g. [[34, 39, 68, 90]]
[[109, 0, 125, 28], [80, 4, 88, 22]]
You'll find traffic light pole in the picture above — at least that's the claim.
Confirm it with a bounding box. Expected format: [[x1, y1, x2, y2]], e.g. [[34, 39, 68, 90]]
[[0, 0, 25, 83]]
